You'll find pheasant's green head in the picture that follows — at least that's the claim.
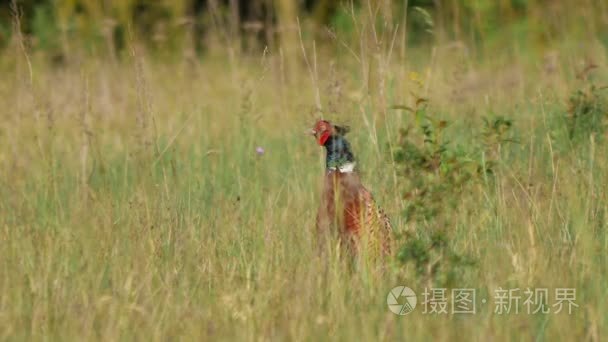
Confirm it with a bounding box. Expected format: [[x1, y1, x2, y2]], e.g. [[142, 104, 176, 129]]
[[311, 120, 355, 171], [311, 120, 350, 145]]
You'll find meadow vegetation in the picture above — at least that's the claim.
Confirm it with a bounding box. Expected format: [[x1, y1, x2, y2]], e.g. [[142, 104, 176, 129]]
[[1, 0, 608, 340]]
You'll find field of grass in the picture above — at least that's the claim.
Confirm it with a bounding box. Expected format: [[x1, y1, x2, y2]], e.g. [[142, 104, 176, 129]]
[[1, 1, 608, 340]]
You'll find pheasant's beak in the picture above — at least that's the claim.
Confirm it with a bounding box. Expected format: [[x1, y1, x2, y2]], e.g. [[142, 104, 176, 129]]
[[309, 129, 317, 137]]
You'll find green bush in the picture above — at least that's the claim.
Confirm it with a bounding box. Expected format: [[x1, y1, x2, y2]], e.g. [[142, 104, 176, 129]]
[[566, 83, 608, 143], [393, 100, 514, 286]]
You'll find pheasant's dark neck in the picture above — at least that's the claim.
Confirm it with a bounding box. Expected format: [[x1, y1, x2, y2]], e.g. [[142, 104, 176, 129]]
[[323, 135, 355, 170]]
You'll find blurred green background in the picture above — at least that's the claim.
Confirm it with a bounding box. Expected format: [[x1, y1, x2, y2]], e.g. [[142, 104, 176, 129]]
[[2, 0, 606, 60]]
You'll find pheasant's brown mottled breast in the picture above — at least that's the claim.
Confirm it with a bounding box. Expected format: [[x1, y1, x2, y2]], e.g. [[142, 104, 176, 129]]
[[315, 170, 393, 256]]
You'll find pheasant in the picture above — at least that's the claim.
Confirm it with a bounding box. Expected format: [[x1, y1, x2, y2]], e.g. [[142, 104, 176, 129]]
[[311, 120, 393, 257]]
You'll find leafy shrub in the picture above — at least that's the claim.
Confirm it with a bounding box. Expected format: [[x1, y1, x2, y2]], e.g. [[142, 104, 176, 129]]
[[566, 83, 608, 143], [397, 230, 476, 287], [393, 105, 512, 225], [392, 100, 513, 286]]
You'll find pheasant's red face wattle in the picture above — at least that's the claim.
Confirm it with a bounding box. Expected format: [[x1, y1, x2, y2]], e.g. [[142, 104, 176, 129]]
[[313, 120, 332, 146], [317, 131, 331, 146]]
